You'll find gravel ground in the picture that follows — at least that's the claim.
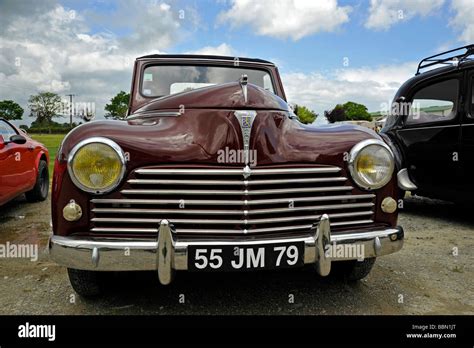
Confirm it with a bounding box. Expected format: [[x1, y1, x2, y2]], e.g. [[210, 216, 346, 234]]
[[0, 193, 472, 315]]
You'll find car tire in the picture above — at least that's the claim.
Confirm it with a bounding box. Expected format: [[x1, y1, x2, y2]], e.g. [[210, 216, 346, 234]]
[[333, 257, 376, 281], [67, 268, 105, 298], [25, 160, 49, 202]]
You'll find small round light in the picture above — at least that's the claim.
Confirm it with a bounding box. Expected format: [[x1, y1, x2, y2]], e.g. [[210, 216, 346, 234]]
[[381, 197, 397, 213], [68, 137, 125, 194], [63, 200, 82, 221]]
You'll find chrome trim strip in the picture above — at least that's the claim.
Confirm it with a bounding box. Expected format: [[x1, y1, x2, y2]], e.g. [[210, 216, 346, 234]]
[[90, 219, 375, 234], [120, 186, 353, 196], [92, 208, 244, 215], [91, 211, 373, 226], [127, 177, 347, 186], [127, 111, 182, 120], [91, 194, 375, 206], [91, 227, 158, 233], [331, 219, 374, 227], [397, 168, 418, 191], [92, 202, 374, 216], [134, 167, 341, 175]]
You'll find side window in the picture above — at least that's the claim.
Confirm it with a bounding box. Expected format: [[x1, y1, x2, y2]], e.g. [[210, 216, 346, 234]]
[[471, 76, 474, 116], [0, 121, 18, 142], [406, 79, 458, 125]]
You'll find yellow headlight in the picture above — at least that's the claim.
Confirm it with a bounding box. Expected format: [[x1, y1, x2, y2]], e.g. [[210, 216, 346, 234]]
[[356, 154, 377, 176], [349, 140, 394, 190], [68, 138, 125, 193]]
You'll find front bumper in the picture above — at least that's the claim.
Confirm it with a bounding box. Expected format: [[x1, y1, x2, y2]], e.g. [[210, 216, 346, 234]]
[[49, 215, 404, 285]]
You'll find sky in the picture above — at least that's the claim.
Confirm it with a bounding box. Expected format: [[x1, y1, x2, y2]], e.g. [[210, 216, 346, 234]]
[[1, 0, 474, 125]]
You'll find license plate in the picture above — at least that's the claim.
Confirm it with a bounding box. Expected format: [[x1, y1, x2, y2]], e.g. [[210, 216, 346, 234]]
[[188, 242, 304, 272]]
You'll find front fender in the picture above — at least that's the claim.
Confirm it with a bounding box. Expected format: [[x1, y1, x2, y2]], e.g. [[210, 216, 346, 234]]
[[34, 148, 49, 174]]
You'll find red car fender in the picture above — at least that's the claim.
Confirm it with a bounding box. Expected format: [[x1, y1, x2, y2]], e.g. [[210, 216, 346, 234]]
[[34, 149, 49, 175]]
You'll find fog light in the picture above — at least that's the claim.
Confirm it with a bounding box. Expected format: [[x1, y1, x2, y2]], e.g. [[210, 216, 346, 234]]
[[390, 234, 398, 241], [63, 200, 82, 222], [381, 197, 397, 213]]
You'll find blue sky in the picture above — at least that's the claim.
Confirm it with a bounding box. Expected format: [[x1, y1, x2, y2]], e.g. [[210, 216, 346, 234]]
[[75, 0, 461, 71], [1, 0, 473, 124]]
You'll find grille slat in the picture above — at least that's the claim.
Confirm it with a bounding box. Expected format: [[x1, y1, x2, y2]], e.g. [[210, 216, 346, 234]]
[[128, 177, 347, 185], [91, 194, 375, 206], [90, 165, 376, 236], [134, 167, 341, 176], [92, 202, 374, 216], [91, 211, 374, 225], [90, 219, 375, 235], [120, 186, 353, 196]]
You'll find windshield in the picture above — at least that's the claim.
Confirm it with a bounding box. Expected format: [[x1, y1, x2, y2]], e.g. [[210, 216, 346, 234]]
[[141, 65, 275, 97]]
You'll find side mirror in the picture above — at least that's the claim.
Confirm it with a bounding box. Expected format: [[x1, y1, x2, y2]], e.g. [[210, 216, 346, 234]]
[[287, 102, 298, 120], [9, 134, 27, 144]]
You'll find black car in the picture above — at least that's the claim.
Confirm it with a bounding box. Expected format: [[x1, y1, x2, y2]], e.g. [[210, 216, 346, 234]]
[[382, 44, 474, 203]]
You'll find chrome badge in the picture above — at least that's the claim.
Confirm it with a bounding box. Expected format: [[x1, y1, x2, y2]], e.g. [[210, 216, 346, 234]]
[[234, 110, 257, 166]]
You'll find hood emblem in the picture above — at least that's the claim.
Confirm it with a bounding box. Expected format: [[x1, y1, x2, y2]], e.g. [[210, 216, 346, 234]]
[[239, 74, 248, 103], [234, 110, 257, 170]]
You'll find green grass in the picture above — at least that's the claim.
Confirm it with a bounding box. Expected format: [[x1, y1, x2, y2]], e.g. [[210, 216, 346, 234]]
[[30, 134, 66, 176]]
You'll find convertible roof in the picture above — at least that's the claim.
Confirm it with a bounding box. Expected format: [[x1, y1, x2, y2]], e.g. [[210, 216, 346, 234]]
[[136, 54, 275, 66]]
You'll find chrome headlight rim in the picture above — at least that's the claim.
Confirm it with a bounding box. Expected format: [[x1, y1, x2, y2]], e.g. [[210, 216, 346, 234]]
[[348, 139, 395, 191], [67, 137, 126, 194]]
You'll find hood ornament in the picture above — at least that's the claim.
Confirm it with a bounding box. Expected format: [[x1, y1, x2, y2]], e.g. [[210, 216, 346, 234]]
[[239, 74, 248, 103], [234, 110, 257, 171]]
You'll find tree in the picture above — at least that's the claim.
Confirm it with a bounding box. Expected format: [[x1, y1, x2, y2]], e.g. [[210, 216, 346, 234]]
[[294, 104, 317, 124], [324, 102, 372, 123], [324, 104, 346, 123], [0, 100, 24, 120], [342, 101, 372, 121], [105, 91, 130, 120], [28, 92, 63, 125]]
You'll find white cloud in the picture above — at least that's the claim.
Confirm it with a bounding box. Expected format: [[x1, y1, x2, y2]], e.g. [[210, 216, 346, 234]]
[[0, 1, 185, 124], [365, 0, 444, 30], [187, 43, 234, 56], [450, 0, 474, 43], [281, 62, 416, 120], [217, 0, 351, 40]]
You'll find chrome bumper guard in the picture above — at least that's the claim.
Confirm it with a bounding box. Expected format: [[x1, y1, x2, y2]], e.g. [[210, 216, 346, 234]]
[[49, 214, 404, 285]]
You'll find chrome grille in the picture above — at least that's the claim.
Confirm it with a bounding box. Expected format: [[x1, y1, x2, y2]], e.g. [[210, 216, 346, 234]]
[[90, 166, 375, 236]]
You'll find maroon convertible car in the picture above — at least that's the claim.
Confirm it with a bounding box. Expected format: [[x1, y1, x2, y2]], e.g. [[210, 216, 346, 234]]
[[49, 55, 404, 297]]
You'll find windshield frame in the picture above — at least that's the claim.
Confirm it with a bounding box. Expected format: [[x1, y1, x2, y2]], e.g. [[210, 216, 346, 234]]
[[138, 62, 278, 99]]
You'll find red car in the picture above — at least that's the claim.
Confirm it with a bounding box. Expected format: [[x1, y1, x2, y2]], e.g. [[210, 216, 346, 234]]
[[0, 118, 49, 206]]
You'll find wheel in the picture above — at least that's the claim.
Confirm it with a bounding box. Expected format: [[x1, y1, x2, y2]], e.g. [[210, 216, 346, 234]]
[[67, 268, 106, 298], [25, 160, 49, 202], [333, 257, 376, 281]]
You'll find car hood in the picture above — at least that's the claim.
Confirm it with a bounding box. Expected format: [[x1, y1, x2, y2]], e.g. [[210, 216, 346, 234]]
[[60, 109, 380, 170], [134, 82, 289, 113]]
